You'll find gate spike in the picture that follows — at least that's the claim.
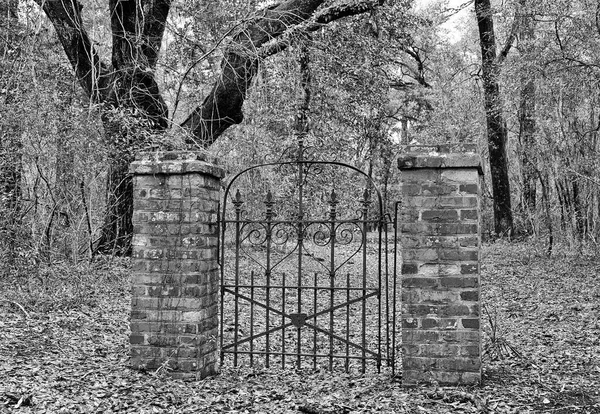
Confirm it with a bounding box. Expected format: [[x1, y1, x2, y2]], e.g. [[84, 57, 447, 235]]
[[362, 188, 370, 202], [329, 189, 337, 204], [233, 189, 244, 207]]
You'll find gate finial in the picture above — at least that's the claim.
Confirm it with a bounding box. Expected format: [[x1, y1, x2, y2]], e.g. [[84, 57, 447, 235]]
[[233, 189, 244, 209]]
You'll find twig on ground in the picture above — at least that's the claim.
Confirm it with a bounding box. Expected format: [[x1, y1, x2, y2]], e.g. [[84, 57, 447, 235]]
[[0, 299, 30, 319]]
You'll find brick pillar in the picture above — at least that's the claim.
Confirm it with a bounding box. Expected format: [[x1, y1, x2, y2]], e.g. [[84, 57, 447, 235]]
[[398, 148, 482, 386], [129, 151, 224, 379]]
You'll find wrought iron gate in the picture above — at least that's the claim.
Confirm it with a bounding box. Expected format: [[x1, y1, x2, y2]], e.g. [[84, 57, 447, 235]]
[[219, 139, 398, 373]]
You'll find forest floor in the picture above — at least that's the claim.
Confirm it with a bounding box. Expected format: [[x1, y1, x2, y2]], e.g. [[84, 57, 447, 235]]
[[1, 240, 599, 413]]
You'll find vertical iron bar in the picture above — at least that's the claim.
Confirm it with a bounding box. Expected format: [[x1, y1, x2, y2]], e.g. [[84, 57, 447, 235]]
[[265, 192, 274, 369], [384, 215, 390, 367], [392, 202, 400, 375], [345, 272, 350, 373], [361, 189, 369, 373], [329, 191, 337, 371], [313, 271, 318, 370], [219, 213, 227, 366], [250, 270, 255, 367], [296, 137, 304, 369], [233, 192, 243, 367], [377, 216, 383, 373], [282, 272, 286, 369]]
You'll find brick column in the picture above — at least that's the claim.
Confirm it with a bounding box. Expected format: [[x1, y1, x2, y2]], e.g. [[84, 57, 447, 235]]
[[398, 148, 482, 386], [129, 151, 224, 379]]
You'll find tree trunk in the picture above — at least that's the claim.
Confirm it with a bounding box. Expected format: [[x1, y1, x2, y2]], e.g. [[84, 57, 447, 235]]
[[95, 152, 134, 255], [475, 0, 514, 238], [94, 0, 170, 255]]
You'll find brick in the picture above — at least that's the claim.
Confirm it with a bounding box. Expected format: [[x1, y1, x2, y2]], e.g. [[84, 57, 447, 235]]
[[460, 345, 481, 357], [421, 318, 458, 330], [461, 264, 478, 274], [420, 344, 461, 358], [438, 249, 478, 261], [440, 331, 479, 343], [421, 209, 459, 222], [439, 304, 470, 317], [460, 290, 479, 301], [401, 170, 441, 182], [401, 264, 419, 274], [404, 248, 438, 261], [437, 223, 479, 235], [460, 209, 479, 220], [402, 277, 439, 288], [439, 264, 461, 276], [462, 318, 480, 329], [440, 170, 479, 183], [403, 318, 419, 329], [440, 277, 479, 288], [438, 357, 481, 372], [130, 334, 145, 344], [401, 183, 422, 195], [459, 184, 478, 194], [458, 237, 479, 247], [400, 210, 419, 221], [419, 290, 459, 304], [416, 264, 440, 276], [421, 184, 458, 196], [403, 330, 440, 343], [404, 304, 439, 316], [402, 344, 420, 356]]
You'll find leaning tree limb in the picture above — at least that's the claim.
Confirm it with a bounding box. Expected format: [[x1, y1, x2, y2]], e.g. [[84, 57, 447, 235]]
[[181, 0, 382, 148]]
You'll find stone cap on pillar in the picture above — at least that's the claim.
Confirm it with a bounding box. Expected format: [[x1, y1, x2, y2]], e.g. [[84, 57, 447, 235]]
[[398, 144, 483, 175], [130, 151, 225, 178]]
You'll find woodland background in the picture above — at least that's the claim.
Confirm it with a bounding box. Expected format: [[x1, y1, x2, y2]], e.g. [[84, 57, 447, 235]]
[[1, 0, 600, 265], [2, 0, 600, 268], [1, 1, 600, 412]]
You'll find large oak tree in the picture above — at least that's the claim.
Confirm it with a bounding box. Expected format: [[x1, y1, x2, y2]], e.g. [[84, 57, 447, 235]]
[[35, 0, 382, 254]]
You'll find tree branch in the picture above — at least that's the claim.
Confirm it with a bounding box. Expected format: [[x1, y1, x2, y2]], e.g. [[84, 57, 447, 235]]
[[181, 0, 379, 148], [34, 0, 111, 102], [495, 0, 524, 66], [258, 0, 380, 59]]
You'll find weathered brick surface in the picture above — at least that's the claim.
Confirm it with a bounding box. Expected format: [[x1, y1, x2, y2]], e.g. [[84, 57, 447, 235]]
[[398, 150, 482, 386], [129, 151, 224, 380]]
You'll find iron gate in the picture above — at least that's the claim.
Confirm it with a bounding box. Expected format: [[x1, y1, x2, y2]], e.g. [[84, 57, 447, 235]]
[[219, 139, 399, 373]]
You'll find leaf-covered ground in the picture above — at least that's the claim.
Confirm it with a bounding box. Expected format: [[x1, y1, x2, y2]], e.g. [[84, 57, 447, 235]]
[[1, 241, 599, 413]]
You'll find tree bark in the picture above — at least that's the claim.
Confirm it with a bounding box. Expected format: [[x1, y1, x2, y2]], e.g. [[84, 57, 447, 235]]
[[475, 0, 514, 237]]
